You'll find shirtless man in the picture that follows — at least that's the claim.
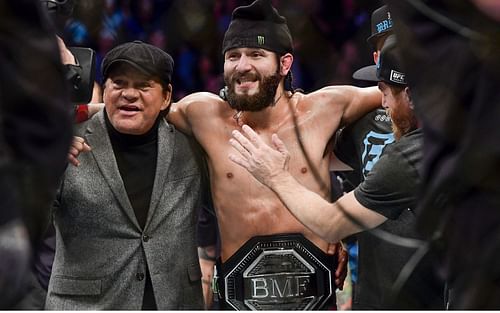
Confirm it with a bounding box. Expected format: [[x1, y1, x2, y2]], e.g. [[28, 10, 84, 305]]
[[228, 36, 445, 309], [74, 0, 381, 309]]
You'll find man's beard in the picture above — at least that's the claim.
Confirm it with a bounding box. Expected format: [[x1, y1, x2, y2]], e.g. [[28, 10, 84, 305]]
[[224, 70, 281, 112], [389, 106, 418, 140]]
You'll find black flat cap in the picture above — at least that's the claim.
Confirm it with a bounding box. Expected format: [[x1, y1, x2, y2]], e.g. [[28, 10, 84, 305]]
[[102, 40, 174, 86]]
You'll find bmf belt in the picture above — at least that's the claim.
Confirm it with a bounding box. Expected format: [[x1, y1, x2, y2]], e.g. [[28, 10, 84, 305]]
[[216, 233, 336, 310]]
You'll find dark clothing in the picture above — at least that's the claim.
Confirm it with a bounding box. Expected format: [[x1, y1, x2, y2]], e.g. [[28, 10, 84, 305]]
[[12, 227, 58, 309], [141, 270, 157, 310], [34, 226, 56, 291], [352, 129, 443, 309], [105, 111, 159, 309], [335, 108, 403, 309], [47, 112, 204, 309], [0, 0, 72, 308], [335, 108, 394, 189], [11, 271, 47, 310], [105, 111, 159, 230], [351, 210, 422, 309], [354, 129, 422, 220], [386, 0, 500, 308], [197, 199, 219, 257], [0, 0, 72, 243]]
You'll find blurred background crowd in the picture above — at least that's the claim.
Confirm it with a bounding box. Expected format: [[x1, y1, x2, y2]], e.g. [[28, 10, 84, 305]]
[[60, 0, 384, 101]]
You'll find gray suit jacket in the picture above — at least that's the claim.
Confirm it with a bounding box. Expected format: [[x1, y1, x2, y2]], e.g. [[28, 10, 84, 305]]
[[45, 112, 204, 310]]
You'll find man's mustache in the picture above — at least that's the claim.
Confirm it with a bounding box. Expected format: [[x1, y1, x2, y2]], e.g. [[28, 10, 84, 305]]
[[230, 72, 261, 83]]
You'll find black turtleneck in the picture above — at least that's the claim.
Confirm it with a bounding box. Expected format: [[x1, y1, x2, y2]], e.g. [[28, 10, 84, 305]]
[[105, 111, 159, 310], [104, 110, 159, 230]]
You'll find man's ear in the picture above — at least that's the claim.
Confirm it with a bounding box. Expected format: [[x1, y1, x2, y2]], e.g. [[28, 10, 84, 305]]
[[280, 53, 293, 76], [161, 84, 172, 111], [404, 86, 414, 109], [373, 51, 379, 64]]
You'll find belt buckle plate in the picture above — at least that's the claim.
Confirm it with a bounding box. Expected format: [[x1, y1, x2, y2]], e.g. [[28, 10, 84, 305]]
[[223, 234, 335, 310]]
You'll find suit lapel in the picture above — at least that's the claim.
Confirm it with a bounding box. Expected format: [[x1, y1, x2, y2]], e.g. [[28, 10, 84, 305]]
[[144, 118, 174, 229], [85, 112, 141, 231]]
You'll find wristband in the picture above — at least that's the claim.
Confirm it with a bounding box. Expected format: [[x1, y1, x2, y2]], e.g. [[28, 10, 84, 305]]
[[74, 104, 89, 123]]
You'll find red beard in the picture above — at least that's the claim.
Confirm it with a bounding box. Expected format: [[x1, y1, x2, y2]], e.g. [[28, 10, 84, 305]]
[[388, 105, 418, 140]]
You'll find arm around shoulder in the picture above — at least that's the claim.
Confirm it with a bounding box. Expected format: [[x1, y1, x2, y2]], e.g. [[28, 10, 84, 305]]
[[340, 85, 382, 126], [88, 103, 104, 117], [315, 85, 382, 127], [168, 92, 222, 135]]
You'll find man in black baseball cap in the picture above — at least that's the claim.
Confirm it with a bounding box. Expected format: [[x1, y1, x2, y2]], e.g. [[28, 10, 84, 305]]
[[354, 35, 412, 140], [45, 40, 205, 310], [333, 7, 400, 308], [354, 35, 406, 88], [341, 34, 440, 310], [334, 7, 437, 310], [367, 5, 394, 51]]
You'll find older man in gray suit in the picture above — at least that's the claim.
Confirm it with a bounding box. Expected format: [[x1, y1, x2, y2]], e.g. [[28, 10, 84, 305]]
[[45, 41, 205, 310]]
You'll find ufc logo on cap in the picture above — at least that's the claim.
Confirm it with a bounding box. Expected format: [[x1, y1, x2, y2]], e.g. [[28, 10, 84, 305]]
[[390, 70, 405, 84]]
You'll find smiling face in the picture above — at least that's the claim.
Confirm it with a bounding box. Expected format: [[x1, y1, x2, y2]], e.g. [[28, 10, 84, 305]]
[[223, 47, 283, 112], [103, 63, 171, 135]]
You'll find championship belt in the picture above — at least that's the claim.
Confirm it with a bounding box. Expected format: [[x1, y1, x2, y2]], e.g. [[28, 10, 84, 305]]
[[215, 233, 336, 310]]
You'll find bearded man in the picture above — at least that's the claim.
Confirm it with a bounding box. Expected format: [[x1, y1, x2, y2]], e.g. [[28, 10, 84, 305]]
[[73, 0, 383, 309], [228, 35, 445, 309], [167, 0, 383, 309]]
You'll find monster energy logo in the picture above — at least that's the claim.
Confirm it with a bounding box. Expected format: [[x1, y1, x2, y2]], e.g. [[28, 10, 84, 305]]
[[257, 35, 265, 45]]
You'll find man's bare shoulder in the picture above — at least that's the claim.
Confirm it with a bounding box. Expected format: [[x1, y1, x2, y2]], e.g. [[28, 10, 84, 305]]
[[304, 85, 357, 106], [175, 91, 221, 108], [168, 91, 234, 135], [178, 92, 232, 117], [300, 85, 379, 116], [292, 86, 353, 116]]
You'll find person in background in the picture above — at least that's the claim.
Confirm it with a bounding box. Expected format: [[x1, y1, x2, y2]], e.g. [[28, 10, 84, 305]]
[[332, 5, 418, 309], [331, 6, 396, 308], [0, 0, 73, 308], [386, 0, 500, 308]]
